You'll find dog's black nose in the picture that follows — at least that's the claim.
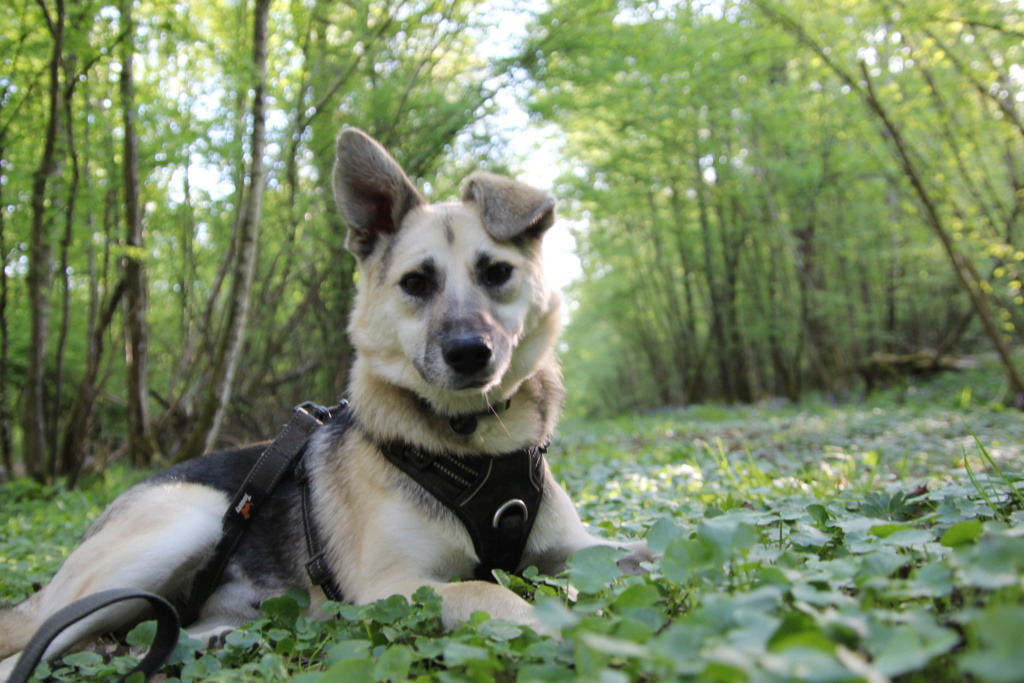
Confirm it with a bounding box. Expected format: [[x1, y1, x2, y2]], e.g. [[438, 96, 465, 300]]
[[443, 335, 492, 375]]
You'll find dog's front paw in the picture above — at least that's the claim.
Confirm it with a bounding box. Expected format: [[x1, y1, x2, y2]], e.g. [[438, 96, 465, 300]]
[[186, 621, 238, 650]]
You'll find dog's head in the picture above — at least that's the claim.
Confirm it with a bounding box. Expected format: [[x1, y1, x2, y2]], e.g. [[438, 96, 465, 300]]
[[333, 128, 562, 413]]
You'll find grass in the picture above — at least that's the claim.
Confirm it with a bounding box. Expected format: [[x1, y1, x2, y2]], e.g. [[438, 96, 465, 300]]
[[2, 360, 1023, 682]]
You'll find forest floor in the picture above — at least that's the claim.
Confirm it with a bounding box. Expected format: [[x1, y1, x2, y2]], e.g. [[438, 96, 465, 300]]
[[2, 356, 1023, 682]]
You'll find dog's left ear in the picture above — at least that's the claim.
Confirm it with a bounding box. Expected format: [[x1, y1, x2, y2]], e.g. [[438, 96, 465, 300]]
[[462, 171, 556, 242]]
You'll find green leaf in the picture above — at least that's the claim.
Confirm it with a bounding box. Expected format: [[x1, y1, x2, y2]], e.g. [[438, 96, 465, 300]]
[[869, 523, 914, 538], [126, 620, 157, 647], [873, 622, 959, 677], [478, 619, 524, 641], [908, 562, 954, 598], [879, 528, 934, 547], [854, 551, 906, 580], [579, 632, 649, 658], [319, 656, 375, 682], [373, 644, 413, 681], [61, 651, 105, 673], [566, 545, 627, 594], [534, 596, 579, 631], [806, 504, 831, 527], [646, 515, 685, 554], [261, 593, 302, 627], [768, 613, 834, 654], [941, 519, 983, 547], [364, 594, 412, 624], [959, 604, 1024, 682], [225, 629, 260, 649], [698, 515, 758, 558], [326, 639, 372, 664], [661, 537, 714, 584], [442, 642, 501, 668], [518, 664, 576, 682], [613, 583, 660, 611]]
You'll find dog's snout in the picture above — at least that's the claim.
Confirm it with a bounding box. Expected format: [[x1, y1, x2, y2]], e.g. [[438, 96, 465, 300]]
[[443, 334, 493, 375]]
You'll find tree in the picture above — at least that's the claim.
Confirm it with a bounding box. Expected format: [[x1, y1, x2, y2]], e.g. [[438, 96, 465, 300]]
[[119, 0, 158, 465], [520, 0, 1022, 415], [23, 0, 66, 481], [174, 0, 272, 462], [753, 0, 1024, 408]]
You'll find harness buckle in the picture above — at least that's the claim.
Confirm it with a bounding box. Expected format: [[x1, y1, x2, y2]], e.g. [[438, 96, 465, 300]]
[[305, 553, 333, 587]]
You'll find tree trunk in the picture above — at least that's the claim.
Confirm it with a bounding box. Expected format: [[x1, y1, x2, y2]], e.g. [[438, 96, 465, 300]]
[[175, 0, 272, 461], [692, 143, 731, 402], [52, 62, 81, 479], [120, 0, 157, 465], [667, 179, 707, 402], [0, 139, 12, 478], [716, 196, 754, 403], [23, 0, 66, 483], [60, 280, 126, 487]]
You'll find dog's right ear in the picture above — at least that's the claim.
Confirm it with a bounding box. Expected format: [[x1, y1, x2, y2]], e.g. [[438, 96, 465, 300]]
[[333, 128, 425, 260]]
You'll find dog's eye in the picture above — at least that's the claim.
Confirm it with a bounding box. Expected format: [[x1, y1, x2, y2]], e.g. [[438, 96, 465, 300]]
[[399, 273, 432, 297], [482, 262, 513, 288]]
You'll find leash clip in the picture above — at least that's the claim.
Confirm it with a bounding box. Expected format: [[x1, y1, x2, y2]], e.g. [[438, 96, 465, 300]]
[[295, 399, 347, 423], [492, 498, 529, 529]]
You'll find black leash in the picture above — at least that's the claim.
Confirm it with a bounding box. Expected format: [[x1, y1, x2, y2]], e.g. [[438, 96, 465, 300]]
[[8, 589, 179, 683]]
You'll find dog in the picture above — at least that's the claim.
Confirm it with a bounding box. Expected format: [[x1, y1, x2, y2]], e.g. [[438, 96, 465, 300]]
[[0, 127, 650, 677]]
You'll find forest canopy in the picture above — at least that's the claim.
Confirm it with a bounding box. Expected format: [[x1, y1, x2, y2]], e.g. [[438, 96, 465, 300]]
[[1, 0, 1022, 482]]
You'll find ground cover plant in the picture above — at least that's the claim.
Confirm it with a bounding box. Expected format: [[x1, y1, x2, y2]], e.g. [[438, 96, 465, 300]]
[[2, 360, 1023, 682]]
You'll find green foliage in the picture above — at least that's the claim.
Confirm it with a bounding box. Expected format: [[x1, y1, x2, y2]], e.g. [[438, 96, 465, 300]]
[[520, 0, 1024, 414], [4, 364, 1024, 681], [0, 0, 505, 476]]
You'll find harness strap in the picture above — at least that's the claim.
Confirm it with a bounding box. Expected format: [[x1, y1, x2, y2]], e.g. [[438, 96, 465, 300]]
[[296, 462, 343, 602], [379, 441, 546, 578], [294, 406, 351, 603], [182, 402, 329, 625], [8, 589, 179, 683]]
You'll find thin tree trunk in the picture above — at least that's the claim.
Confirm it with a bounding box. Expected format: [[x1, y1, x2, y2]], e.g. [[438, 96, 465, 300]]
[[119, 0, 157, 465], [52, 66, 80, 479], [0, 138, 12, 478], [667, 179, 707, 402], [692, 140, 732, 402], [61, 279, 126, 487], [716, 195, 754, 403], [24, 0, 66, 483], [176, 0, 272, 462]]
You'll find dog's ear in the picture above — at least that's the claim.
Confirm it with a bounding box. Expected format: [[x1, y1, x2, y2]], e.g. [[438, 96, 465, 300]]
[[462, 171, 556, 242], [333, 128, 425, 260]]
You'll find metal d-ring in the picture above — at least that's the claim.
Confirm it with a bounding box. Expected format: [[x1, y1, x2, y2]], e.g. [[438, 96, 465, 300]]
[[492, 499, 529, 528]]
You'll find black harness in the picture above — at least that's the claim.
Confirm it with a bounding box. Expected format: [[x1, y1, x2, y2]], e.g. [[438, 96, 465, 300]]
[[187, 399, 546, 619], [380, 439, 546, 580]]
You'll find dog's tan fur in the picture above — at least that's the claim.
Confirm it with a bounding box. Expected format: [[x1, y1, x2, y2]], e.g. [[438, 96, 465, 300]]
[[0, 128, 649, 679]]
